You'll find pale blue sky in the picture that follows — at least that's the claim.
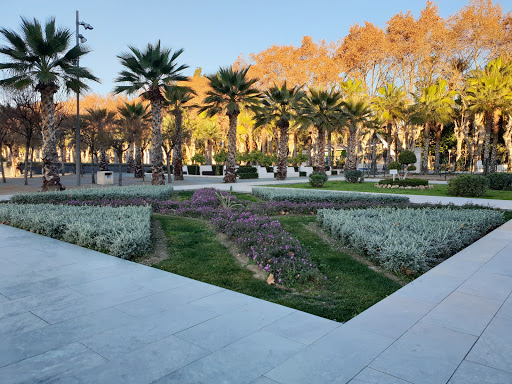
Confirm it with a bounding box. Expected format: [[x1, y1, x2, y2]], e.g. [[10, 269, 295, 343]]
[[1, 0, 510, 95]]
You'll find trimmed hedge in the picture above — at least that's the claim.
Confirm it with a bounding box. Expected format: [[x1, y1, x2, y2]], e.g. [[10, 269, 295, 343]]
[[447, 174, 488, 197], [0, 204, 152, 259], [187, 165, 200, 175], [487, 173, 512, 191], [345, 170, 364, 183], [309, 172, 328, 187], [318, 207, 504, 275], [11, 185, 174, 204], [378, 178, 429, 187], [252, 187, 409, 204], [236, 166, 258, 179]]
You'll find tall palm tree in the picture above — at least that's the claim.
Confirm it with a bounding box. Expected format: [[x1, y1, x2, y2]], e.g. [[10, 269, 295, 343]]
[[117, 102, 149, 178], [374, 84, 406, 164], [0, 17, 98, 191], [200, 66, 260, 183], [164, 85, 196, 181], [254, 82, 304, 180], [114, 42, 188, 185], [413, 79, 455, 174], [466, 58, 512, 173], [300, 88, 342, 174], [342, 98, 373, 171]]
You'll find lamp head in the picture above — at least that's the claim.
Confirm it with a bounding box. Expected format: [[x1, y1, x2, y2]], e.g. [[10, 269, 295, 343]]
[[79, 22, 93, 30], [78, 34, 87, 44]]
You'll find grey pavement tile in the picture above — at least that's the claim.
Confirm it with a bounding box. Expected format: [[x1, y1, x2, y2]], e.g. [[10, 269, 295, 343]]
[[115, 281, 224, 318], [448, 360, 512, 384], [0, 342, 106, 384], [479, 247, 512, 276], [0, 307, 137, 367], [0, 270, 49, 290], [263, 310, 340, 345], [448, 236, 511, 263], [0, 275, 74, 300], [176, 300, 295, 351], [69, 274, 159, 296], [431, 257, 486, 280], [496, 295, 512, 320], [189, 289, 260, 313], [457, 271, 512, 301], [250, 377, 280, 384], [35, 263, 127, 286], [369, 321, 478, 384], [265, 325, 394, 384], [0, 311, 48, 339], [345, 294, 435, 339], [0, 258, 28, 277], [0, 294, 8, 303], [422, 291, 502, 336], [154, 330, 304, 384], [395, 271, 466, 304], [466, 316, 512, 373], [2, 245, 81, 270], [31, 285, 158, 324], [0, 287, 85, 320], [72, 335, 209, 384], [81, 303, 218, 360], [349, 368, 411, 383]]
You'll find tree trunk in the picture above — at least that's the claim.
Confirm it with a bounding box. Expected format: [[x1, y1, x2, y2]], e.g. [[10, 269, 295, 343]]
[[166, 153, 172, 182], [99, 149, 108, 171], [316, 126, 326, 173], [394, 127, 399, 162], [134, 140, 143, 178], [91, 150, 96, 184], [224, 111, 239, 183], [172, 107, 184, 181], [345, 127, 358, 171], [292, 131, 298, 157], [371, 135, 377, 174], [29, 146, 34, 178], [421, 122, 430, 174], [205, 140, 212, 165], [60, 145, 66, 176], [118, 152, 123, 186], [483, 111, 492, 174], [0, 142, 5, 183], [490, 111, 501, 173], [150, 98, 165, 185], [327, 130, 333, 168], [126, 142, 134, 173], [248, 125, 255, 152], [434, 126, 442, 173], [261, 130, 267, 154], [504, 115, 512, 171], [38, 86, 64, 191], [276, 119, 289, 180], [386, 122, 393, 165], [23, 137, 30, 186]]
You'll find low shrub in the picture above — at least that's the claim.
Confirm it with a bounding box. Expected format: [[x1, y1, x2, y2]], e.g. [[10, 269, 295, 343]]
[[388, 162, 401, 170], [487, 172, 512, 190], [238, 172, 259, 179], [309, 172, 328, 187], [398, 150, 417, 167], [252, 187, 409, 204], [237, 166, 257, 174], [344, 170, 364, 183], [407, 165, 417, 171], [187, 165, 200, 175], [299, 171, 307, 177], [11, 185, 174, 204], [318, 207, 504, 275], [447, 174, 488, 197], [378, 178, 429, 187], [211, 165, 224, 175], [331, 170, 338, 175], [0, 204, 151, 259]]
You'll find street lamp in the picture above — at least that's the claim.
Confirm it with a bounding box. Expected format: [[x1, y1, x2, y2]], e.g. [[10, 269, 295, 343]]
[[75, 11, 93, 186]]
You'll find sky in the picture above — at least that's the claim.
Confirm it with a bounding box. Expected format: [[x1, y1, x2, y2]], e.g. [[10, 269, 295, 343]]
[[0, 0, 510, 95]]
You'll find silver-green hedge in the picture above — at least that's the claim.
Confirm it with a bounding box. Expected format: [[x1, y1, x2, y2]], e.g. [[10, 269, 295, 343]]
[[318, 207, 504, 274], [252, 187, 409, 204], [0, 204, 152, 259], [10, 185, 174, 204]]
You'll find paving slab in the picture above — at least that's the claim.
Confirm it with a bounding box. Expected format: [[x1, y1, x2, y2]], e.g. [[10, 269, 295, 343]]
[[448, 360, 512, 384]]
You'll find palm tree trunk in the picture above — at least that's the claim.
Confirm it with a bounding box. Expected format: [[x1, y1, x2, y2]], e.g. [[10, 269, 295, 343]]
[[205, 140, 212, 165], [386, 122, 393, 165], [91, 150, 96, 184], [490, 111, 501, 173], [292, 131, 298, 157], [118, 150, 123, 186], [345, 127, 358, 171], [434, 127, 442, 173], [172, 108, 184, 181], [422, 122, 430, 174], [316, 126, 326, 173], [0, 142, 5, 183], [134, 140, 143, 178], [23, 136, 30, 186], [327, 130, 333, 168], [483, 111, 492, 174], [277, 119, 289, 180], [261, 129, 267, 154], [126, 142, 134, 173], [39, 86, 64, 191], [504, 115, 512, 171], [150, 98, 165, 185], [224, 111, 239, 183]]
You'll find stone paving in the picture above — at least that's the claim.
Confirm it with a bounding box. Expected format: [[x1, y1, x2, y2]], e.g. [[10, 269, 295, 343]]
[[1, 216, 512, 383]]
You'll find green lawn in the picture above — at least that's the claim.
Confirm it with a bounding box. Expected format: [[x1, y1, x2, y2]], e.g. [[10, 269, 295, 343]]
[[153, 214, 402, 322], [270, 180, 512, 200]]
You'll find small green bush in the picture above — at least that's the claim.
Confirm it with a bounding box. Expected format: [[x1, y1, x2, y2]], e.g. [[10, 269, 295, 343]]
[[309, 172, 328, 187], [299, 171, 307, 177], [237, 166, 257, 174], [345, 170, 364, 183], [331, 170, 338, 175], [407, 165, 417, 171], [398, 150, 417, 166], [447, 174, 488, 197], [388, 162, 401, 170], [378, 178, 429, 187], [487, 172, 512, 190], [191, 154, 205, 165], [11, 185, 174, 204], [187, 165, 200, 175], [212, 165, 223, 175]]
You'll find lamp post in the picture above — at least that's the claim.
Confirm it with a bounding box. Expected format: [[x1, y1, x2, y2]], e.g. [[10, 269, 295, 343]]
[[75, 11, 93, 186]]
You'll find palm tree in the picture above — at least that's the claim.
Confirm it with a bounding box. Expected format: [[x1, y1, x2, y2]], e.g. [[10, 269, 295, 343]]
[[342, 98, 373, 171], [83, 108, 115, 183], [374, 84, 406, 164], [254, 82, 304, 180], [117, 102, 149, 178], [466, 58, 512, 173], [164, 85, 196, 181], [194, 114, 222, 165], [300, 88, 342, 174], [114, 42, 188, 185], [0, 17, 98, 191], [413, 79, 455, 174], [200, 66, 260, 183]]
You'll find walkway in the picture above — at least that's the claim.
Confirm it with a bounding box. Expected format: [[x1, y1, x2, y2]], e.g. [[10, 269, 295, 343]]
[[1, 217, 511, 382]]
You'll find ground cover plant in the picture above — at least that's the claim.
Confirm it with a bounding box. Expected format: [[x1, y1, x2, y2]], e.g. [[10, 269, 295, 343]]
[[10, 185, 174, 204], [0, 204, 152, 258], [318, 207, 505, 275], [269, 180, 512, 200]]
